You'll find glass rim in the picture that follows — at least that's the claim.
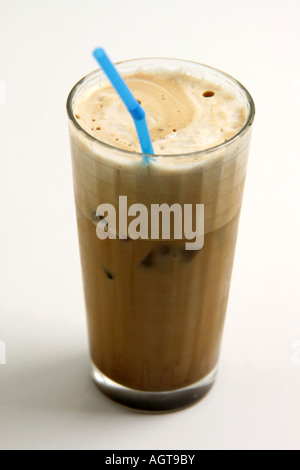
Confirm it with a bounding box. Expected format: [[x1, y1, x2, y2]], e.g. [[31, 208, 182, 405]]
[[66, 57, 255, 159]]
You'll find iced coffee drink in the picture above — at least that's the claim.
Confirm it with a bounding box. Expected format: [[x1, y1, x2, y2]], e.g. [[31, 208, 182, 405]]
[[67, 59, 254, 412]]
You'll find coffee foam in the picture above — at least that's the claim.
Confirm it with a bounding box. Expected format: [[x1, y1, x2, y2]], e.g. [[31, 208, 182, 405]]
[[74, 70, 247, 155]]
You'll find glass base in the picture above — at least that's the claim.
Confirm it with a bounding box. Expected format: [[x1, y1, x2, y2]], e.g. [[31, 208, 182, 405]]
[[91, 362, 218, 413]]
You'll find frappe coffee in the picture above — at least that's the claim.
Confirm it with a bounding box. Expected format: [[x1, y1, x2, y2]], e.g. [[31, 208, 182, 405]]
[[67, 58, 254, 411]]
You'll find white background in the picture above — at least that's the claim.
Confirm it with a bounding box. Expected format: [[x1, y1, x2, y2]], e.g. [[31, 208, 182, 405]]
[[0, 0, 299, 450]]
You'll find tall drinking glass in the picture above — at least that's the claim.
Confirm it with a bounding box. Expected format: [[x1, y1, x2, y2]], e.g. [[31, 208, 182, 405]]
[[67, 59, 255, 412]]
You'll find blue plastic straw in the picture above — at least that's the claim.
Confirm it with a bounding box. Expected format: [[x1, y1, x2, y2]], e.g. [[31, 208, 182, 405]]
[[93, 48, 154, 155]]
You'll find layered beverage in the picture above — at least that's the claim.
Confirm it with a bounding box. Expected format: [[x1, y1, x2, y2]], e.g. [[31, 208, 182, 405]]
[[67, 59, 254, 412]]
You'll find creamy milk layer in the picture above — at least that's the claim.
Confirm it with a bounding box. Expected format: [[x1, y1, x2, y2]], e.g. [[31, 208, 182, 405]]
[[74, 71, 247, 155]]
